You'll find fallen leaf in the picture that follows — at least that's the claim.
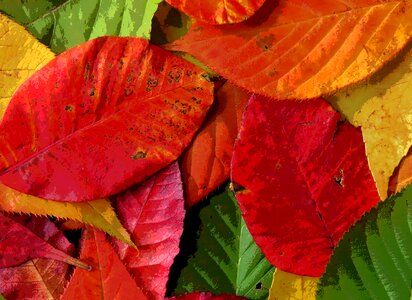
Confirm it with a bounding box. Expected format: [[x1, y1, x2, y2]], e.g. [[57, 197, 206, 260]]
[[231, 96, 380, 276], [175, 188, 274, 299], [111, 162, 185, 299], [0, 213, 89, 270], [168, 0, 412, 99], [328, 44, 412, 199], [180, 83, 249, 206], [169, 292, 246, 299], [0, 184, 134, 246], [0, 0, 162, 53], [0, 216, 74, 299], [388, 146, 412, 195], [0, 36, 213, 202], [268, 269, 319, 300], [165, 0, 266, 24], [0, 13, 54, 119], [61, 227, 147, 300], [317, 184, 412, 299]]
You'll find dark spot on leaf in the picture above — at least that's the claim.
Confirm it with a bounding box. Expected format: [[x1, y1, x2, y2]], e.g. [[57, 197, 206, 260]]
[[202, 185, 207, 190], [124, 88, 134, 96], [334, 169, 344, 188], [89, 88, 95, 97], [65, 105, 73, 112], [131, 150, 147, 160], [256, 282, 262, 290], [279, 251, 284, 256], [256, 34, 275, 51]]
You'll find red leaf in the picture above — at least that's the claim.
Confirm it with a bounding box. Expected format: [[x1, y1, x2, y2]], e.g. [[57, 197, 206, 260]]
[[169, 292, 246, 299], [180, 83, 249, 206], [0, 213, 88, 270], [165, 0, 266, 24], [61, 227, 147, 300], [231, 96, 380, 276], [0, 37, 213, 202], [0, 217, 74, 299], [112, 162, 185, 299]]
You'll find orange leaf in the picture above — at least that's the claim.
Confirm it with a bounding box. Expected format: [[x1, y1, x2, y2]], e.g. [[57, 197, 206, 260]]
[[388, 146, 412, 195], [61, 227, 147, 300], [168, 0, 412, 99], [165, 0, 266, 24], [180, 83, 249, 206]]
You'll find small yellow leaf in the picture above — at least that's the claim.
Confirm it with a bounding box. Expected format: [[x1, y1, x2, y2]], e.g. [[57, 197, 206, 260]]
[[329, 45, 412, 199], [0, 183, 135, 247], [268, 269, 319, 300], [0, 13, 54, 119]]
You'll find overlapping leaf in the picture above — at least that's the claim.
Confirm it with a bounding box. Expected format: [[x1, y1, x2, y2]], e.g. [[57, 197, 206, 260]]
[[268, 270, 319, 300], [0, 217, 74, 299], [0, 0, 162, 53], [165, 0, 266, 24], [231, 96, 380, 276], [0, 13, 54, 119], [111, 162, 185, 299], [175, 188, 274, 299], [317, 184, 412, 299], [61, 227, 147, 299], [180, 83, 249, 206], [329, 44, 412, 199], [169, 0, 412, 99], [0, 36, 213, 202], [389, 146, 412, 195]]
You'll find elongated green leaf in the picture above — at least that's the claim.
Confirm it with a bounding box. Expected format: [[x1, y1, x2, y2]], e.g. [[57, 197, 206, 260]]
[[317, 184, 412, 299], [175, 187, 275, 300], [0, 293, 5, 300], [0, 0, 162, 53]]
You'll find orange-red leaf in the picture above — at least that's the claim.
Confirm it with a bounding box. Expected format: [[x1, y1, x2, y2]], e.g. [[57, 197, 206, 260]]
[[231, 96, 380, 276], [0, 37, 213, 202], [112, 162, 185, 299], [388, 146, 412, 195], [168, 0, 412, 99], [180, 83, 249, 206], [61, 227, 147, 300], [165, 0, 266, 24]]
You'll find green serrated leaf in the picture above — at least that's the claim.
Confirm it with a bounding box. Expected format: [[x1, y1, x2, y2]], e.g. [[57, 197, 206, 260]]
[[0, 0, 162, 53], [317, 184, 412, 299], [174, 187, 275, 300]]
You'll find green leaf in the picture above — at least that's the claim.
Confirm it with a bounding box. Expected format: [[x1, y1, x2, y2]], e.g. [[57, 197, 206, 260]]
[[0, 0, 162, 53], [317, 184, 412, 299], [0, 293, 5, 300], [174, 187, 275, 300]]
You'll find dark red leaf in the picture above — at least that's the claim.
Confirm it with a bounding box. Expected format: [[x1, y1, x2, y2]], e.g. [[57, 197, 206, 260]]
[[0, 37, 213, 202], [231, 96, 380, 276], [112, 162, 185, 299]]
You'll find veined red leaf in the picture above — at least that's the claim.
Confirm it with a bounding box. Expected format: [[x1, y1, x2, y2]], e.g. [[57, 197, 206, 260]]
[[112, 162, 185, 299], [0, 37, 213, 202], [0, 216, 74, 299], [61, 227, 147, 300], [0, 213, 89, 270], [168, 0, 412, 99], [165, 0, 266, 24], [180, 83, 249, 206], [170, 292, 246, 299], [231, 96, 380, 276]]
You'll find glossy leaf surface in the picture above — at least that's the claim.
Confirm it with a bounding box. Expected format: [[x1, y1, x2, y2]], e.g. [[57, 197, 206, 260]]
[[180, 83, 249, 206], [0, 217, 74, 299], [0, 37, 213, 202], [0, 13, 54, 119], [169, 0, 412, 99], [165, 0, 266, 24], [112, 162, 185, 299], [61, 227, 147, 300], [175, 188, 274, 299], [0, 213, 88, 270], [269, 269, 319, 300], [317, 184, 412, 299], [231, 96, 380, 276], [0, 0, 162, 53]]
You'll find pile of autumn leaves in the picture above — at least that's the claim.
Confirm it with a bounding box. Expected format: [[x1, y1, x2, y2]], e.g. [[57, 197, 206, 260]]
[[0, 0, 412, 299]]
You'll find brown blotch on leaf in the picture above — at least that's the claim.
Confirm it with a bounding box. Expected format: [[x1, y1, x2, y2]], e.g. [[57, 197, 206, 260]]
[[256, 34, 275, 51], [65, 105, 74, 112], [131, 150, 147, 160], [333, 169, 344, 188]]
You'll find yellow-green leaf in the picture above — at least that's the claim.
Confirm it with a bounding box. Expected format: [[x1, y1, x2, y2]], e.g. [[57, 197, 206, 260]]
[[269, 269, 319, 300]]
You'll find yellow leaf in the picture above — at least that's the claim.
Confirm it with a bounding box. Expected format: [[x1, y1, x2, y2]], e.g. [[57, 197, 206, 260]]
[[0, 13, 54, 119], [329, 44, 412, 199], [268, 269, 319, 300], [0, 183, 135, 247]]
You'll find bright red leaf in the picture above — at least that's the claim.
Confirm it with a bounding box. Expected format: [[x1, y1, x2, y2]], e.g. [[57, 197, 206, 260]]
[[169, 292, 246, 299], [0, 216, 74, 299], [0, 213, 88, 270], [180, 83, 249, 206], [61, 227, 147, 300], [112, 162, 185, 299], [0, 37, 213, 202], [165, 0, 266, 24], [231, 96, 380, 276]]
